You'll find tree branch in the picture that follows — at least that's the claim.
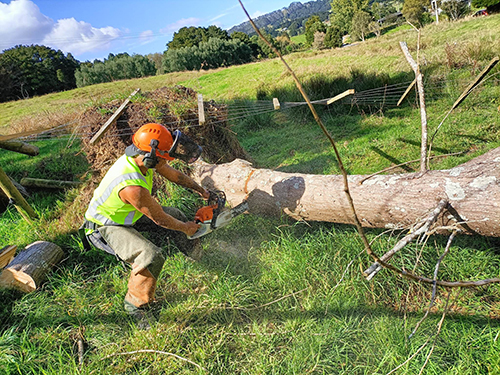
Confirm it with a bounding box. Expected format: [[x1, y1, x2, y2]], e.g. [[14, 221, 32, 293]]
[[364, 199, 449, 280]]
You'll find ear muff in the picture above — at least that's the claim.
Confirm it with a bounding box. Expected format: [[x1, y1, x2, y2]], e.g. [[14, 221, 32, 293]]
[[143, 139, 159, 169]]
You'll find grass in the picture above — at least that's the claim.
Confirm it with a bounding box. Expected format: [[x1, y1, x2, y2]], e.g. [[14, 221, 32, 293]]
[[291, 34, 306, 44], [1, 14, 500, 375]]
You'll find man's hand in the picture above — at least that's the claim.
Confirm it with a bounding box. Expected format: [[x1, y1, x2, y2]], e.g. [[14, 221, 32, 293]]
[[201, 189, 210, 200], [183, 221, 201, 237]]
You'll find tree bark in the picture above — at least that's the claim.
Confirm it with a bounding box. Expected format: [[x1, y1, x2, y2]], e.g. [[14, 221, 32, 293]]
[[192, 147, 500, 237], [0, 241, 64, 292]]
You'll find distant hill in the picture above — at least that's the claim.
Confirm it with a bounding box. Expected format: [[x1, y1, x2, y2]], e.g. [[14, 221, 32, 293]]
[[228, 0, 331, 36]]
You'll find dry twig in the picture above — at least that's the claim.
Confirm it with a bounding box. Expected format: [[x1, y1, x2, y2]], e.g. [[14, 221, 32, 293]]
[[409, 230, 457, 339], [364, 199, 448, 280]]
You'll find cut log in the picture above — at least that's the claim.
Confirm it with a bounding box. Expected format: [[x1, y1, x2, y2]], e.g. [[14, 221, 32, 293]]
[[192, 147, 500, 237], [20, 178, 82, 189], [0, 241, 64, 292], [0, 245, 16, 269], [0, 140, 39, 156]]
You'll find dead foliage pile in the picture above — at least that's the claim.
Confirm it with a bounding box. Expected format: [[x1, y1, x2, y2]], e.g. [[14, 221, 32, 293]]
[[56, 86, 251, 227], [79, 85, 249, 175]]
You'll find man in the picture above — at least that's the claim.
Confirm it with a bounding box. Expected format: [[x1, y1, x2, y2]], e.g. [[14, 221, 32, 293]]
[[82, 123, 209, 327]]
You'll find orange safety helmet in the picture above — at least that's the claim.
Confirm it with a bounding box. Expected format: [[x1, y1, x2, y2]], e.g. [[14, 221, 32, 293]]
[[131, 123, 175, 161]]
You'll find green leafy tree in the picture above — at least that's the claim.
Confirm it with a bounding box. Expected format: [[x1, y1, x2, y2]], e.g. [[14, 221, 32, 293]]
[[371, 1, 399, 21], [441, 0, 470, 20], [0, 45, 79, 102], [369, 21, 382, 37], [252, 30, 280, 58], [205, 25, 229, 40], [167, 26, 205, 49], [351, 10, 372, 41], [305, 15, 326, 45], [324, 26, 343, 48], [402, 0, 428, 25], [147, 53, 164, 75], [231, 31, 261, 58], [330, 0, 370, 35], [166, 25, 228, 50], [162, 38, 253, 73], [75, 53, 156, 87]]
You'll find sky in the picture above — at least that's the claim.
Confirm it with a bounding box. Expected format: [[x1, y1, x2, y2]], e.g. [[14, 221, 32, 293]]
[[0, 0, 294, 61]]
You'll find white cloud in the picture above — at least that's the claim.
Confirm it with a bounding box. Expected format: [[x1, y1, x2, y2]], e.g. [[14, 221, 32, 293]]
[[43, 18, 122, 55], [139, 30, 155, 45], [0, 0, 122, 56], [209, 13, 227, 23], [160, 17, 201, 34], [0, 0, 53, 48]]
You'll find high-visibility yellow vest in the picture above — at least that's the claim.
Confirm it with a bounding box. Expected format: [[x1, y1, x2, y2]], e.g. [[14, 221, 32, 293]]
[[85, 155, 153, 227]]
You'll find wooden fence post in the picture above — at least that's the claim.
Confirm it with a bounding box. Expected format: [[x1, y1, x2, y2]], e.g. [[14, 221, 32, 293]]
[[0, 165, 37, 221], [89, 88, 140, 145], [273, 98, 281, 110], [198, 94, 206, 125]]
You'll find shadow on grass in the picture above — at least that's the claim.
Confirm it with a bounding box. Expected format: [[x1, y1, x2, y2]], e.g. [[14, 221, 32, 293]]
[[369, 146, 415, 172]]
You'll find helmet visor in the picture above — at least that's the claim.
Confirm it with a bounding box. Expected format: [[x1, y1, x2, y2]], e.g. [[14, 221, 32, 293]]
[[168, 130, 202, 164]]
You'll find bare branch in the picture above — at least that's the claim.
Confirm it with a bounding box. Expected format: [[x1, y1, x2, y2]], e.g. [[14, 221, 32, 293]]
[[364, 200, 448, 280], [400, 40, 428, 172], [409, 230, 457, 339]]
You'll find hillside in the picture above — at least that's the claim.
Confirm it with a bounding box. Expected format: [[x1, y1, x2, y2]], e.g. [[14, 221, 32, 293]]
[[227, 0, 330, 35], [1, 15, 500, 374]]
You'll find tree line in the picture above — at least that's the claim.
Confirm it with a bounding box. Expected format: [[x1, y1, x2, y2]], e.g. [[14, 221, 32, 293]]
[[0, 0, 497, 103]]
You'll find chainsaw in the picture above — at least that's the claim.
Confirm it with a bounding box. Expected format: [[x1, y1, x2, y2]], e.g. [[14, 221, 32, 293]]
[[188, 190, 249, 239]]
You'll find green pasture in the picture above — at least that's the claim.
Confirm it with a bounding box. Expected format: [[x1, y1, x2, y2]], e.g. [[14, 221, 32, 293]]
[[1, 14, 500, 374]]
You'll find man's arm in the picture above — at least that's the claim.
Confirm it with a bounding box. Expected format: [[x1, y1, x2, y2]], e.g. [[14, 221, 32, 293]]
[[155, 160, 210, 199], [119, 185, 200, 236]]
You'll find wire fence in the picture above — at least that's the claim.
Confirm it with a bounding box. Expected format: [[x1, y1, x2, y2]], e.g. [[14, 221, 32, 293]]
[[4, 72, 498, 144]]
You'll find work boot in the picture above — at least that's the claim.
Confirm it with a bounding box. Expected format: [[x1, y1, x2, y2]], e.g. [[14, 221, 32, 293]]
[[124, 267, 157, 330], [124, 299, 157, 330]]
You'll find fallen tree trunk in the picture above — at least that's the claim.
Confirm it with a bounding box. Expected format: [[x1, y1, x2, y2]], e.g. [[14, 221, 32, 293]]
[[192, 147, 500, 237]]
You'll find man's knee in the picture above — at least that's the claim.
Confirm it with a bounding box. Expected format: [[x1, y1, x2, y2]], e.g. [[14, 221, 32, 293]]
[[146, 248, 165, 279]]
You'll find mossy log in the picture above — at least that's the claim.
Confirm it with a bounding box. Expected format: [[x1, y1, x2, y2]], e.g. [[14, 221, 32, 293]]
[[192, 147, 500, 237], [0, 140, 39, 156], [20, 178, 82, 189], [0, 241, 64, 292]]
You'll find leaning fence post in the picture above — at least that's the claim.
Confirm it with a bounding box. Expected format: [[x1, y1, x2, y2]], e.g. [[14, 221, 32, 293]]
[[0, 165, 37, 222]]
